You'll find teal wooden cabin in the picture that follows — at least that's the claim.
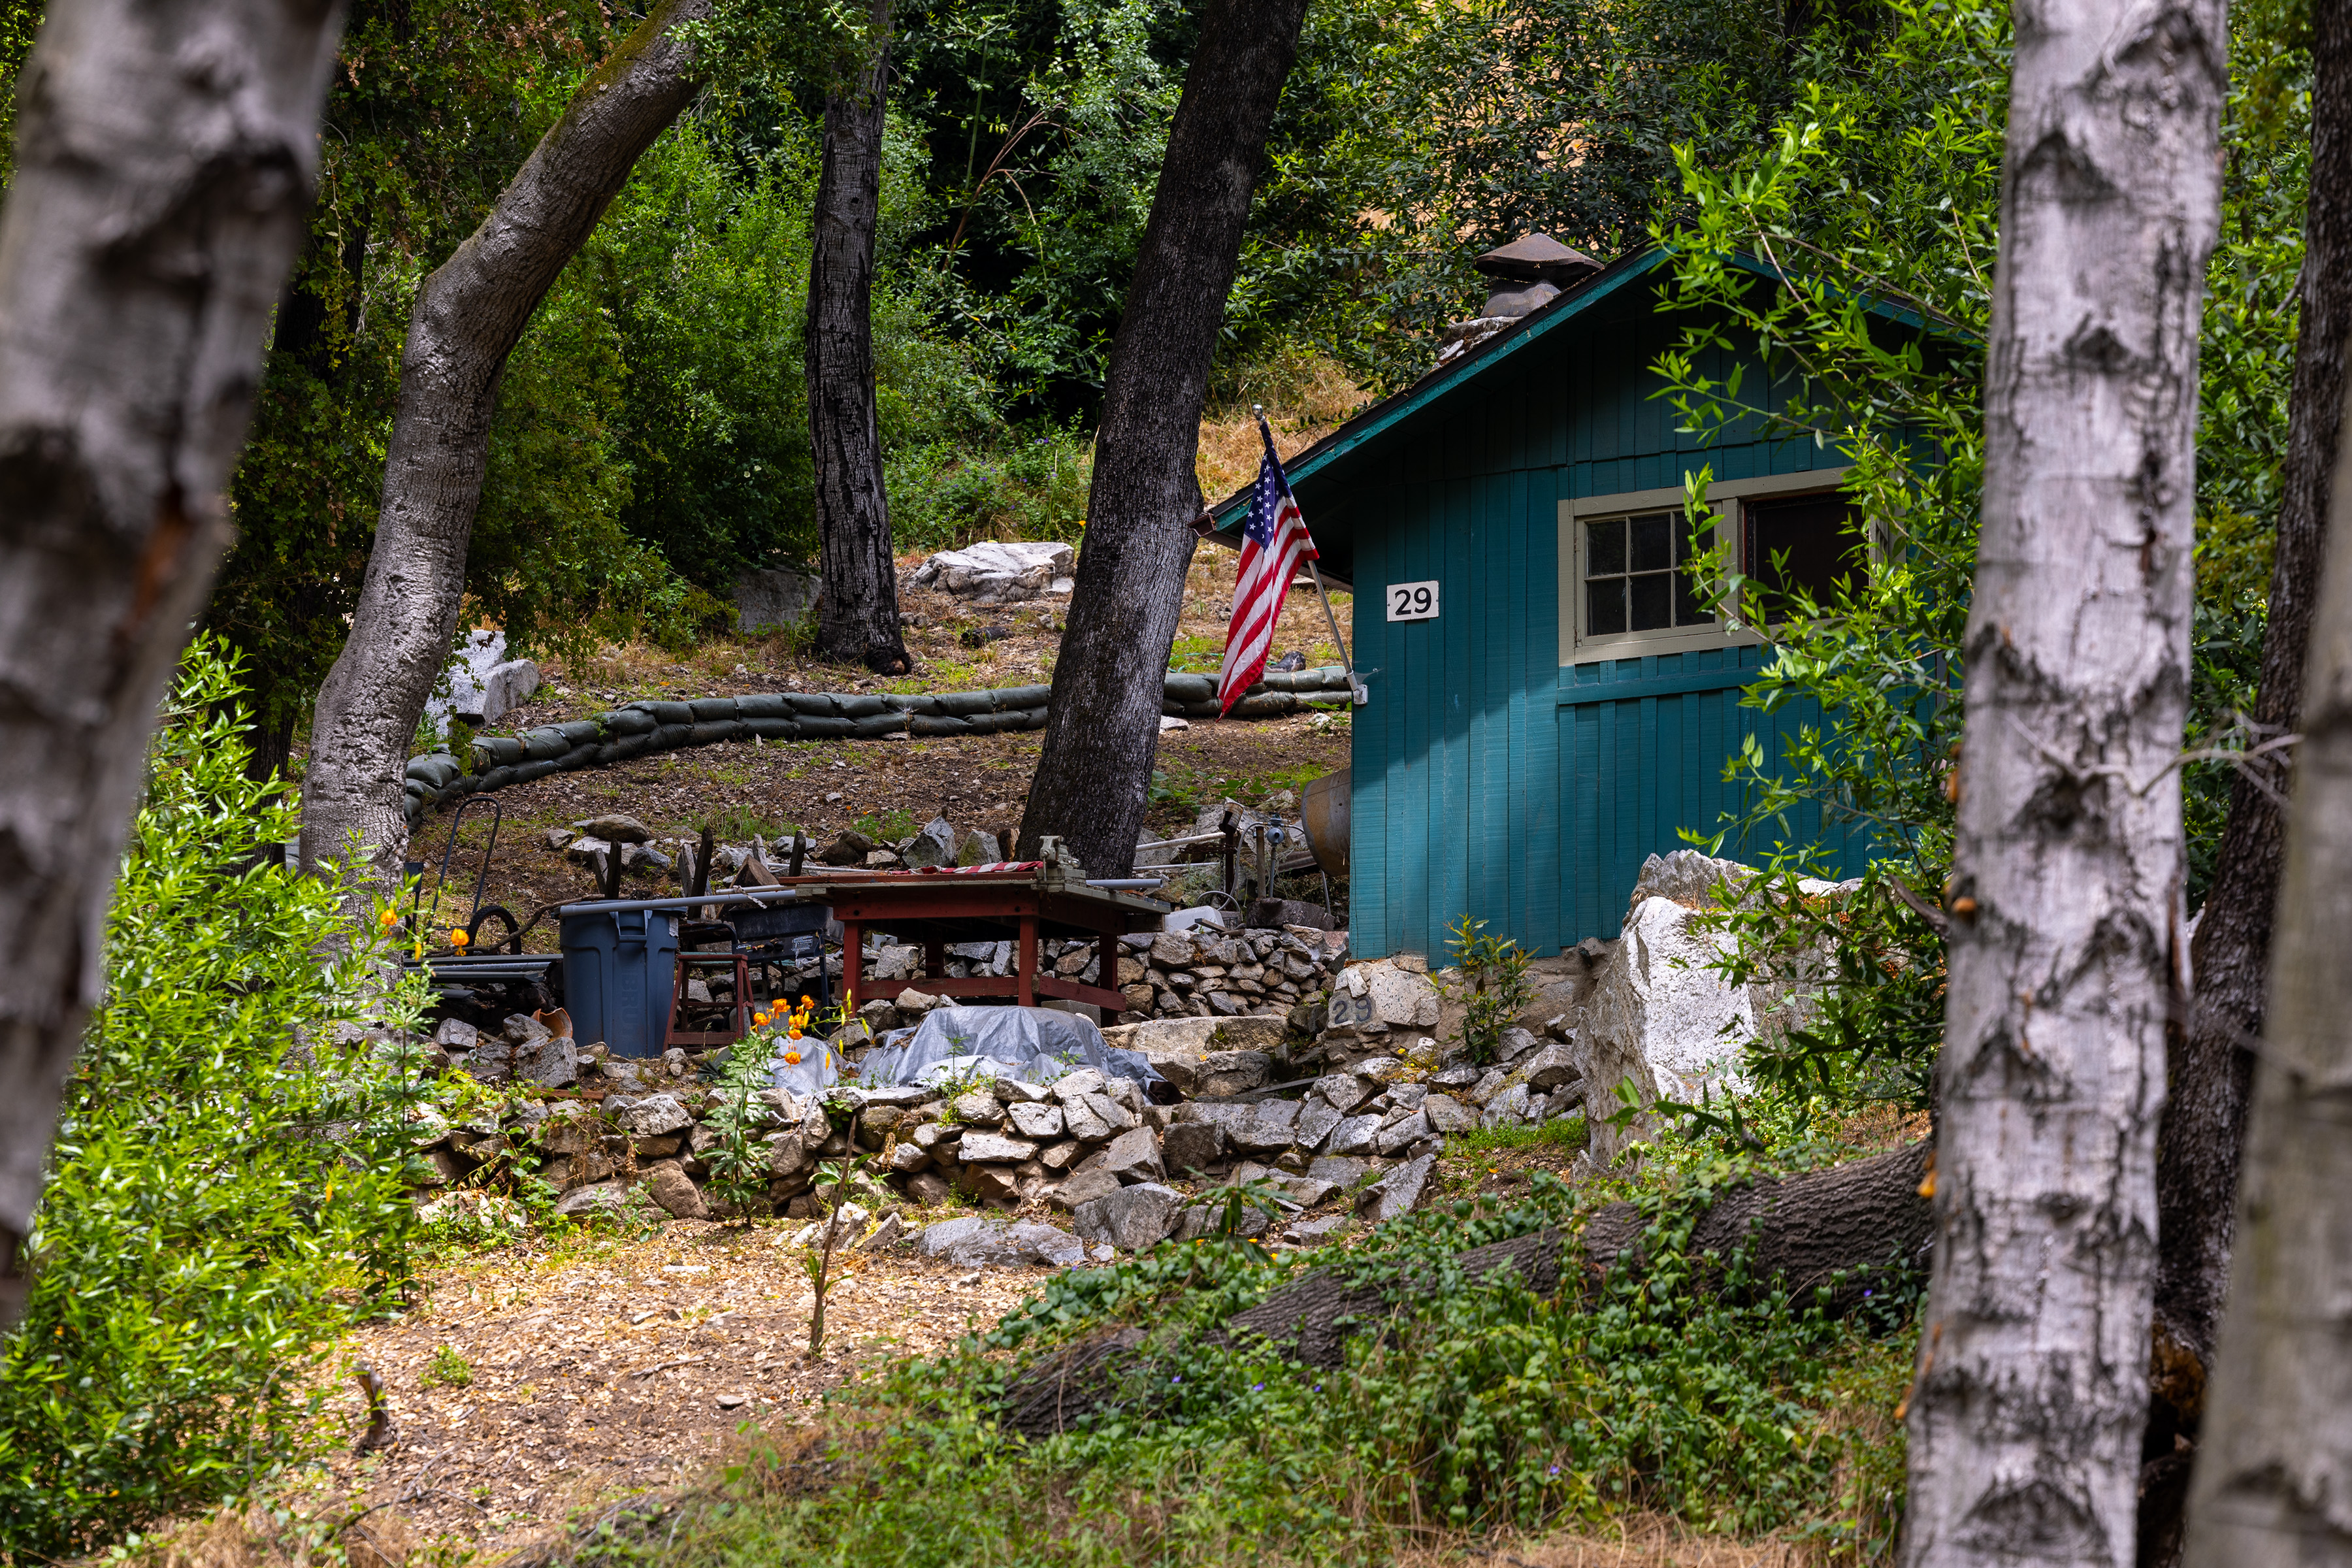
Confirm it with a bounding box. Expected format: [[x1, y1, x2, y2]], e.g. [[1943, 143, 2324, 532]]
[[1206, 242, 1877, 960]]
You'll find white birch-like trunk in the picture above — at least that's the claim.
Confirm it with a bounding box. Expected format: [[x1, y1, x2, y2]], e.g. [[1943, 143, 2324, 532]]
[[1901, 1, 2225, 1563], [299, 1, 707, 889], [2183, 319, 2352, 1566], [0, 0, 344, 1326]]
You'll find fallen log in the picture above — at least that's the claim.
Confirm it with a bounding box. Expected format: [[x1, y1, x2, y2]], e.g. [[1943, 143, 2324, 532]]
[[1004, 1140, 1933, 1437]]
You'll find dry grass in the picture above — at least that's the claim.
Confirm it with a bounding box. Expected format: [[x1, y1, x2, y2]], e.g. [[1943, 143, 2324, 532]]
[[1464, 1513, 1821, 1567], [1196, 351, 1370, 504]]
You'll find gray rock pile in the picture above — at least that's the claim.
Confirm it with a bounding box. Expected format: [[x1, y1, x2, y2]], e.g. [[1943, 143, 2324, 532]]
[[403, 997, 1551, 1252]]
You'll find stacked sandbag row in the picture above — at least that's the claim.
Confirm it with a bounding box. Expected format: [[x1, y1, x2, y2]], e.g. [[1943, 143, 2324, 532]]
[[1157, 665, 1354, 720], [400, 668, 1356, 824]]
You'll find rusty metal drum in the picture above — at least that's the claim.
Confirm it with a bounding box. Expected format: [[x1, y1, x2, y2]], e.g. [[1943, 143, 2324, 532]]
[[1301, 767, 1350, 876]]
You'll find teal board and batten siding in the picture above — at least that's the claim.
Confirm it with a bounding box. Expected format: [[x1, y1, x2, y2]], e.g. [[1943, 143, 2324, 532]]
[[1345, 306, 1870, 960]]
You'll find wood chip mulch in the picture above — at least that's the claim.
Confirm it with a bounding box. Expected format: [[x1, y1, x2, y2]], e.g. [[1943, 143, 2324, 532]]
[[297, 1218, 1047, 1560]]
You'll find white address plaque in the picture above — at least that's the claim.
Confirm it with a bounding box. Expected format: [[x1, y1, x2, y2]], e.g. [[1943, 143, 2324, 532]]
[[1386, 580, 1441, 621]]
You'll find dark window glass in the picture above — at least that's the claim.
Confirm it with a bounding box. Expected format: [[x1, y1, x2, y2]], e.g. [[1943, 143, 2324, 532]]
[[1629, 514, 1671, 572], [1585, 509, 1710, 637], [1587, 577, 1626, 634], [1743, 493, 1865, 623], [1674, 559, 1708, 625], [1629, 573, 1671, 630], [1588, 517, 1625, 576]]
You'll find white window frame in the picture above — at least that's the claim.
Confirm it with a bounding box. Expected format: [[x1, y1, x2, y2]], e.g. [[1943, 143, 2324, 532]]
[[1558, 466, 1853, 664]]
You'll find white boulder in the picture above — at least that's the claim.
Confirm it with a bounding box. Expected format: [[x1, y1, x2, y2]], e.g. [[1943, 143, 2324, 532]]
[[910, 540, 1075, 602], [425, 628, 542, 737]]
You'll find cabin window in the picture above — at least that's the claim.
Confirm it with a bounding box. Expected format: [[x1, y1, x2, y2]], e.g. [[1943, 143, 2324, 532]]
[[1740, 492, 1867, 623], [1583, 511, 1709, 635], [1558, 468, 1852, 665]]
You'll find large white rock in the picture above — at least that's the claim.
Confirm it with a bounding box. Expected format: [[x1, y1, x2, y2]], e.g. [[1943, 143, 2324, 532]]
[[910, 540, 1075, 601], [1576, 894, 1804, 1163], [424, 628, 543, 737]]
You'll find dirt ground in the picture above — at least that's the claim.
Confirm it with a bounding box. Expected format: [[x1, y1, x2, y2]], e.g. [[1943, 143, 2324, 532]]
[[288, 1218, 1049, 1561], [407, 547, 1353, 943], [407, 710, 1348, 949]]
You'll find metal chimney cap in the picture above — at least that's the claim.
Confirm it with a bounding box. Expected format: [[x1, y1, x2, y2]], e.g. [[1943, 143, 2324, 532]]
[[1473, 233, 1602, 284]]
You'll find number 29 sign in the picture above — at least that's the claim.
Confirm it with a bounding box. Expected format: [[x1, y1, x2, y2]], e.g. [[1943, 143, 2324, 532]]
[[1386, 580, 1440, 621]]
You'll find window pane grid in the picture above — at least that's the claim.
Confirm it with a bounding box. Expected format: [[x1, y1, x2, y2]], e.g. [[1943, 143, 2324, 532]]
[[1584, 510, 1708, 636]]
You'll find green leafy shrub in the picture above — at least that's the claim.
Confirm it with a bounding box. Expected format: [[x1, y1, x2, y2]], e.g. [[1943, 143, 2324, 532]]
[[1443, 915, 1537, 1066], [613, 1151, 1917, 1565], [888, 425, 1093, 551], [702, 1023, 785, 1218], [423, 1345, 476, 1390], [0, 642, 428, 1556]]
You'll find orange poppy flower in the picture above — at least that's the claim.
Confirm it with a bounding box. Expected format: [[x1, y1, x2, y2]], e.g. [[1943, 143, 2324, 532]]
[[449, 928, 470, 949], [783, 1051, 802, 1066]]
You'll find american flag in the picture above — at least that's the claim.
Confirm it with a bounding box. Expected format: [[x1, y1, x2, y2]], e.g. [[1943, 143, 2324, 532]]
[[1217, 426, 1318, 715]]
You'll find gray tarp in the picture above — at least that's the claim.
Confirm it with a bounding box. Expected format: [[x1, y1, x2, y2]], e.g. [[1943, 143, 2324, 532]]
[[765, 1034, 845, 1098], [845, 1005, 1161, 1090]]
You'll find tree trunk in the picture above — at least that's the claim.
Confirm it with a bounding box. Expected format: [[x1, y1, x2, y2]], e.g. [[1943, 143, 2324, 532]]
[[0, 0, 344, 1328], [1902, 3, 2225, 1563], [2142, 5, 2352, 1556], [1014, 0, 1310, 875], [1004, 1141, 1932, 1438], [298, 0, 709, 886], [2182, 144, 2352, 1568], [808, 0, 909, 676]]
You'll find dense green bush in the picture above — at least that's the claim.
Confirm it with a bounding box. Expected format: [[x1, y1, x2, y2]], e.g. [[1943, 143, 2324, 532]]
[[0, 642, 428, 1556]]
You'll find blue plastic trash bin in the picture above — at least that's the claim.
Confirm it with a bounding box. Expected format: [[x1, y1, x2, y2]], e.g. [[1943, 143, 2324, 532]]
[[559, 906, 681, 1058]]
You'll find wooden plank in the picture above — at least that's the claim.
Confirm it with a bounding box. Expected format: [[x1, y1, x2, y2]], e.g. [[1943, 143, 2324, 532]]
[[1557, 664, 1758, 705], [1352, 503, 1388, 956], [1436, 472, 1475, 958]]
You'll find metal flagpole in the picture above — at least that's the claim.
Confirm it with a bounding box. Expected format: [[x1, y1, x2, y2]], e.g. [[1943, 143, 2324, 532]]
[[1256, 405, 1367, 707]]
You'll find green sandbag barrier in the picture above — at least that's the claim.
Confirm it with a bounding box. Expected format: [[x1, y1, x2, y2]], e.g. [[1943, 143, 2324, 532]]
[[401, 666, 1354, 825]]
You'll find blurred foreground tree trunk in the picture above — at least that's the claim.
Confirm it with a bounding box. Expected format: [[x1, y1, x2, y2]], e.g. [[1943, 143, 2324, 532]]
[[1015, 0, 1311, 875], [1901, 0, 2224, 1561], [808, 0, 909, 676], [2140, 6, 2352, 1560], [0, 0, 345, 1328], [2183, 107, 2352, 1568], [299, 0, 709, 887]]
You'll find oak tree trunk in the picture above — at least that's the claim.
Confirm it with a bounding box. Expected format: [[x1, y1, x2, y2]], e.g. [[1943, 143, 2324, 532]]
[[2140, 5, 2352, 1556], [0, 0, 345, 1326], [299, 1, 709, 885], [1015, 0, 1310, 875], [1902, 2, 2225, 1563], [2182, 145, 2352, 1568], [808, 0, 909, 676]]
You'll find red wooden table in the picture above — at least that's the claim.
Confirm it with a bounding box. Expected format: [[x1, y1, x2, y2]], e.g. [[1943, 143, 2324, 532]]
[[776, 864, 1168, 1013]]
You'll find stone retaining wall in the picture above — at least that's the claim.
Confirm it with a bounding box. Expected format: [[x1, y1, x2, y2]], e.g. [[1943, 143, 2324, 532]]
[[402, 666, 1356, 825]]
